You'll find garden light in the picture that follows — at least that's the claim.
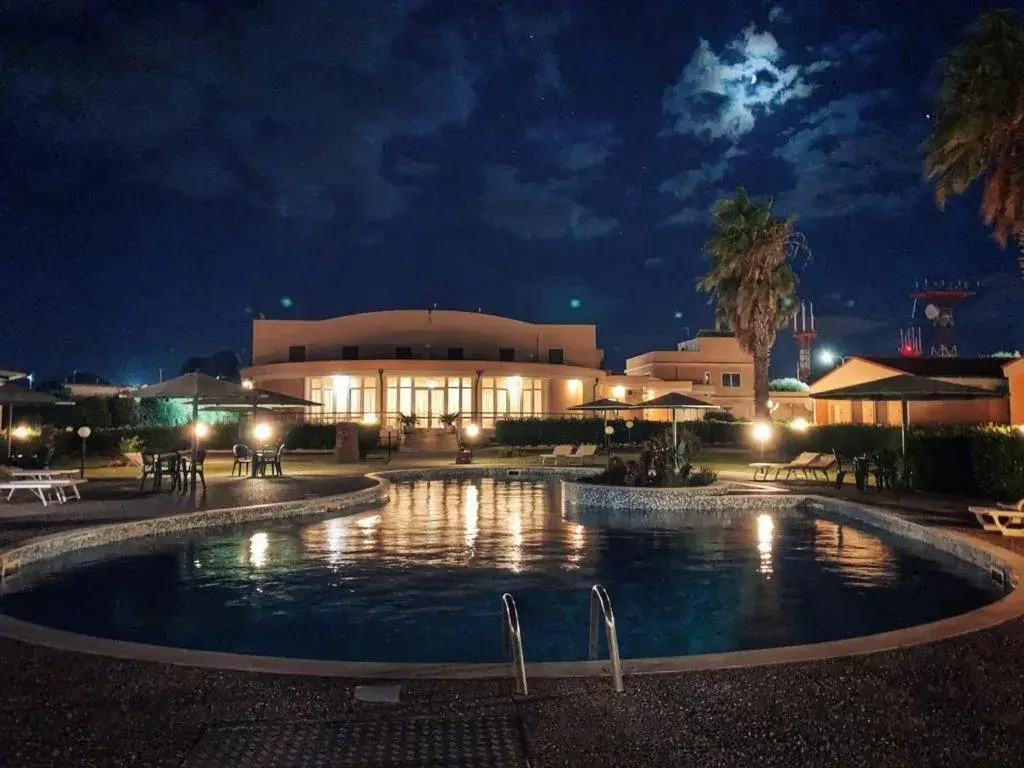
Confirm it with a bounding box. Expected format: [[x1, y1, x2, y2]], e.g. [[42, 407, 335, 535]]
[[241, 379, 255, 390], [752, 422, 773, 444], [464, 423, 480, 439], [253, 422, 273, 443], [12, 425, 30, 440], [193, 422, 210, 439], [612, 385, 626, 400], [791, 418, 809, 432]]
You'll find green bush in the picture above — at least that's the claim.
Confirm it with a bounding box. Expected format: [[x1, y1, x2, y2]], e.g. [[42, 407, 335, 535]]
[[777, 424, 902, 458], [969, 427, 1024, 501], [283, 423, 381, 458], [676, 419, 748, 446]]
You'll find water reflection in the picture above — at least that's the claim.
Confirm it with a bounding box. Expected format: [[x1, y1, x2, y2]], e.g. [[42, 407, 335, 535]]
[[249, 532, 269, 568], [756, 515, 774, 577], [298, 479, 589, 574], [813, 519, 894, 586]]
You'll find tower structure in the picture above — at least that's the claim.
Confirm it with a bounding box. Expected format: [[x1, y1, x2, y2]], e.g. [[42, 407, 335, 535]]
[[793, 300, 817, 382], [909, 279, 976, 357]]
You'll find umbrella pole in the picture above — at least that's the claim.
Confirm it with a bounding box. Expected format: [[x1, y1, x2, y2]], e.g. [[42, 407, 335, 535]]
[[190, 396, 198, 493], [251, 404, 259, 478], [672, 409, 679, 474], [6, 404, 12, 461], [900, 400, 909, 456]]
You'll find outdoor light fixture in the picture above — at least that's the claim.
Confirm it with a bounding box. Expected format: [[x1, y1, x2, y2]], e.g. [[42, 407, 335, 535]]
[[625, 420, 634, 429], [464, 423, 481, 439], [817, 349, 836, 366], [253, 422, 273, 443], [362, 414, 378, 425], [791, 417, 809, 432], [752, 422, 773, 443], [506, 376, 522, 393], [612, 385, 626, 400], [567, 378, 582, 394], [77, 426, 91, 479], [241, 379, 255, 390], [193, 422, 210, 439], [12, 425, 30, 440]]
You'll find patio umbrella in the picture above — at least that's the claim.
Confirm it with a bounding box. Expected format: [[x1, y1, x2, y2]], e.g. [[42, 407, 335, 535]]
[[0, 384, 73, 459], [808, 374, 1003, 455], [200, 388, 321, 477], [633, 392, 722, 472], [130, 373, 251, 491], [569, 398, 633, 447]]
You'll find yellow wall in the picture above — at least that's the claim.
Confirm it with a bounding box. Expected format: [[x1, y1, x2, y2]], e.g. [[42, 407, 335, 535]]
[[1005, 358, 1024, 425]]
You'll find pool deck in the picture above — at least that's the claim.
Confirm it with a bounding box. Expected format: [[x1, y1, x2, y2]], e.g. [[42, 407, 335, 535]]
[[3, 466, 1024, 766]]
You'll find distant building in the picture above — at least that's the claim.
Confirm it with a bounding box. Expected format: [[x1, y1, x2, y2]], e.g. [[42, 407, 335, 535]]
[[242, 311, 758, 429], [809, 356, 1011, 426]]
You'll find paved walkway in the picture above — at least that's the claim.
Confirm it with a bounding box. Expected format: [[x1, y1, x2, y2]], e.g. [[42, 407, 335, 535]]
[[2, 468, 1024, 766]]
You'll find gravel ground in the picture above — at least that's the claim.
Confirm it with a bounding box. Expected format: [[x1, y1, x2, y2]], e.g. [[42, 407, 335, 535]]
[[2, 478, 1024, 766]]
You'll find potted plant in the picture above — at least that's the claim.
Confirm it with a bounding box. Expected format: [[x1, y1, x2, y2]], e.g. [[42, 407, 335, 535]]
[[440, 412, 460, 433], [399, 413, 419, 433]]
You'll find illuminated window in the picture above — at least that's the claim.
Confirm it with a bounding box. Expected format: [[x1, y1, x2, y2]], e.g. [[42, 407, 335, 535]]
[[480, 376, 544, 428], [306, 376, 377, 424], [383, 375, 472, 429], [722, 372, 741, 388]]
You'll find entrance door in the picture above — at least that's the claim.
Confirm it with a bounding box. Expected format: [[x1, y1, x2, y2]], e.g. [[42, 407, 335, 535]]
[[413, 389, 429, 428], [429, 388, 445, 428]]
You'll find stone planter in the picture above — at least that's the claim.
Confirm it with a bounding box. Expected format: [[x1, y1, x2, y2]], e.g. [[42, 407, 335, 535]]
[[560, 478, 732, 511]]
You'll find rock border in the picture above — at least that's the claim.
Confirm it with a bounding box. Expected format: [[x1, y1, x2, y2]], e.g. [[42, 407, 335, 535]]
[[560, 477, 732, 510], [0, 469, 1021, 681]]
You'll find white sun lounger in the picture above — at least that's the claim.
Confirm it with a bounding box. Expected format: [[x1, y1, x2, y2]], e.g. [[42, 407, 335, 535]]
[[0, 479, 87, 506], [566, 444, 598, 465], [540, 445, 575, 465], [969, 500, 1024, 537]]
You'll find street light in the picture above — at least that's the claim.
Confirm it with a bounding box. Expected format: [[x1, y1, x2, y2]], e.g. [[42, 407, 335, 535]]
[[77, 426, 91, 478], [193, 422, 210, 439]]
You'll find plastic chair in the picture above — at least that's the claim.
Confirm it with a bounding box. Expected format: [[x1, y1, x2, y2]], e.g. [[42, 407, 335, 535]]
[[231, 444, 251, 476]]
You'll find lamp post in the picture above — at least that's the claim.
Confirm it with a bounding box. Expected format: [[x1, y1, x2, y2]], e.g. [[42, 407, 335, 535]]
[[77, 426, 91, 478], [625, 420, 634, 445], [752, 422, 772, 462], [604, 424, 614, 451]]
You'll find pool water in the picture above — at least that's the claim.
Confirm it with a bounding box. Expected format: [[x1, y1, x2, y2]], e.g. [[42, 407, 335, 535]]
[[0, 479, 1004, 663]]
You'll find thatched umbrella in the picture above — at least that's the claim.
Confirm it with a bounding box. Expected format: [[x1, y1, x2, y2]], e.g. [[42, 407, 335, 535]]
[[200, 388, 321, 477], [130, 373, 251, 491], [569, 398, 633, 447], [632, 392, 722, 472], [0, 384, 73, 459], [809, 374, 1003, 455]]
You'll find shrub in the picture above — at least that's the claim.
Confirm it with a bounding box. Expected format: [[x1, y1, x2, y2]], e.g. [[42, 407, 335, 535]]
[[494, 418, 669, 446], [686, 466, 719, 487], [769, 377, 810, 392], [285, 423, 336, 449], [704, 410, 737, 422]]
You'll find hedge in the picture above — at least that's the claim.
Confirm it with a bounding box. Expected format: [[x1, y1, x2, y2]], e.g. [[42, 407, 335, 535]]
[[777, 423, 1024, 501], [3, 421, 384, 463], [493, 418, 749, 447]]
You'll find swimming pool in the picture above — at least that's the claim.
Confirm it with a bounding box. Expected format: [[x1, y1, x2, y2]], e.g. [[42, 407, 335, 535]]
[[0, 478, 1005, 664]]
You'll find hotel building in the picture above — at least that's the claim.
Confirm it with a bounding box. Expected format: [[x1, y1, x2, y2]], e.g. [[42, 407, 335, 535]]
[[242, 310, 758, 430]]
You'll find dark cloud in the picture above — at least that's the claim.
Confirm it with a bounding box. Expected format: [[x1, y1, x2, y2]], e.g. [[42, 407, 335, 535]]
[[663, 24, 827, 142], [526, 120, 620, 173], [501, 10, 571, 96], [0, 1, 478, 220], [773, 91, 921, 218], [480, 164, 618, 241]]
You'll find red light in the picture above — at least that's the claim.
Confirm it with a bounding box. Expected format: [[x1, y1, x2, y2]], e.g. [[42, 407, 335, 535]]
[[901, 345, 914, 356]]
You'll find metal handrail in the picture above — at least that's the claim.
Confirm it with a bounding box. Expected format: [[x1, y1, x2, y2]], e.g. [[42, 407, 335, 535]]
[[588, 584, 624, 693], [501, 593, 528, 695]]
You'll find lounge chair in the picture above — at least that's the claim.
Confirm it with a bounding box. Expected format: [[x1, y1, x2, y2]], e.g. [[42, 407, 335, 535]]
[[750, 451, 820, 481], [0, 479, 85, 506], [801, 452, 836, 481], [566, 444, 598, 465], [540, 445, 575, 465], [969, 500, 1024, 537]]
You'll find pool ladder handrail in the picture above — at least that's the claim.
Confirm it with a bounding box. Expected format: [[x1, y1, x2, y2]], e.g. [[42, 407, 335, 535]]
[[588, 584, 624, 693], [501, 593, 528, 695]]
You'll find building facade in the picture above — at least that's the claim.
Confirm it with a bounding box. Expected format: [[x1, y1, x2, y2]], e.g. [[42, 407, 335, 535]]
[[242, 311, 759, 429], [809, 356, 1012, 426]]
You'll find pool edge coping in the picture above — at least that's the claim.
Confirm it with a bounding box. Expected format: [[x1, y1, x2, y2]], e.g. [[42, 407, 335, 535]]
[[0, 470, 1021, 680]]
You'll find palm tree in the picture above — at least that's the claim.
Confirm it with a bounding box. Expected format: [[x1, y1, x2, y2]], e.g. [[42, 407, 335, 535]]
[[924, 9, 1024, 255], [698, 188, 801, 419]]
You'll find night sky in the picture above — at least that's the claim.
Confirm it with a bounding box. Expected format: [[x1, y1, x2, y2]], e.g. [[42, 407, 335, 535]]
[[2, 0, 1022, 385]]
